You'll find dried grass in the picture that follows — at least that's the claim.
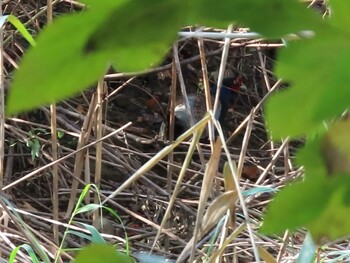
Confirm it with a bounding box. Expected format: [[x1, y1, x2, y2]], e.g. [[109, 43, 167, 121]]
[[1, 1, 345, 263]]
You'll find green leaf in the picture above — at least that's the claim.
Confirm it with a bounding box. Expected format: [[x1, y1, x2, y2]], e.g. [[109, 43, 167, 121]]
[[329, 0, 350, 30], [7, 11, 113, 114], [57, 130, 64, 138], [80, 0, 123, 9], [322, 120, 350, 175], [266, 28, 350, 138], [9, 244, 40, 263], [308, 179, 350, 243], [263, 123, 350, 240], [7, 0, 187, 114], [262, 168, 350, 243], [75, 203, 100, 214], [86, 0, 187, 71], [75, 244, 133, 263], [0, 15, 36, 46], [75, 222, 106, 244], [27, 139, 40, 161], [295, 137, 327, 178], [260, 176, 331, 235], [297, 232, 316, 263], [194, 0, 323, 37]]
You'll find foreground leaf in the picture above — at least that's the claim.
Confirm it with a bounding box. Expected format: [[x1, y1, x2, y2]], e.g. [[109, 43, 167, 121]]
[[86, 0, 188, 71], [262, 176, 350, 243], [260, 177, 331, 235], [75, 244, 133, 263], [322, 120, 350, 175], [261, 137, 328, 235], [308, 183, 350, 243], [194, 0, 323, 37], [7, 8, 117, 114], [9, 0, 326, 114], [262, 125, 350, 242], [266, 25, 350, 138], [328, 0, 350, 32]]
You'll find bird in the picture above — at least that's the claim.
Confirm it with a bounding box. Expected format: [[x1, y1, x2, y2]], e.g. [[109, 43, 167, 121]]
[[173, 76, 244, 139], [210, 76, 244, 124]]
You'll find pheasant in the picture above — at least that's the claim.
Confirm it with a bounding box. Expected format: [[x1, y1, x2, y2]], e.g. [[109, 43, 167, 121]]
[[173, 76, 244, 138], [210, 76, 244, 124]]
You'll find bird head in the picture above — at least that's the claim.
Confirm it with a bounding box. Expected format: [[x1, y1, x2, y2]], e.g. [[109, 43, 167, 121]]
[[210, 75, 246, 125], [225, 75, 246, 93], [211, 75, 246, 101]]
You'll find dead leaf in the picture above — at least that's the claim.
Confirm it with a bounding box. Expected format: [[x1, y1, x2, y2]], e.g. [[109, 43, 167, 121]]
[[177, 191, 236, 262], [223, 161, 238, 228], [242, 164, 259, 180]]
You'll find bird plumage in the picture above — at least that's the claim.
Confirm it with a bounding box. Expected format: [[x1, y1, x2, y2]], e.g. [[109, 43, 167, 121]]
[[210, 76, 243, 124], [173, 76, 243, 138]]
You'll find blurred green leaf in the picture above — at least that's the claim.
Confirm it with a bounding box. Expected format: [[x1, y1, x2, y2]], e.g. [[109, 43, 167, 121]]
[[7, 11, 113, 114], [260, 177, 331, 235], [86, 0, 187, 71], [328, 0, 350, 30], [266, 29, 350, 138], [308, 179, 350, 243], [194, 0, 323, 37], [263, 121, 350, 242], [80, 0, 123, 9], [8, 0, 327, 114], [322, 120, 350, 175], [295, 136, 327, 178], [75, 244, 133, 263]]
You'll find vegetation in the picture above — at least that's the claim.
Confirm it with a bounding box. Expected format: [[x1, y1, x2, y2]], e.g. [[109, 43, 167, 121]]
[[1, 0, 350, 262]]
